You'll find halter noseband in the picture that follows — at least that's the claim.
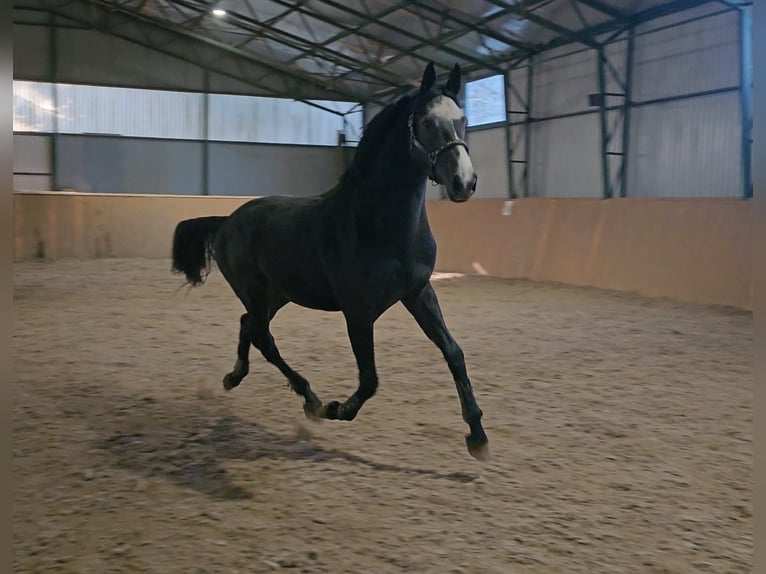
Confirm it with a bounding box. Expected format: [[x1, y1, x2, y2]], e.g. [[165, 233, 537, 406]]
[[407, 111, 469, 186]]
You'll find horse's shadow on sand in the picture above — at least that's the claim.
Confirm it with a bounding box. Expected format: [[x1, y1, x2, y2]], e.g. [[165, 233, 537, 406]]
[[95, 395, 477, 501]]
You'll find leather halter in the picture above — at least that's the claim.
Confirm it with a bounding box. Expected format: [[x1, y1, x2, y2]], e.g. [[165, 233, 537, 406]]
[[407, 110, 469, 186]]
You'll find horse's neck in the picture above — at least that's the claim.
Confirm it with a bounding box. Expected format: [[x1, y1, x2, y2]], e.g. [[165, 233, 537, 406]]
[[349, 119, 429, 227]]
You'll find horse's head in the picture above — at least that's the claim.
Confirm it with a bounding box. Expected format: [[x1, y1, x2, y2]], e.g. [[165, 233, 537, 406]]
[[410, 62, 477, 202]]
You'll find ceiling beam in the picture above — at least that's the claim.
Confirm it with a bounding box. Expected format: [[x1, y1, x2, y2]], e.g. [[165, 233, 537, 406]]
[[407, 0, 532, 51], [369, 0, 718, 100], [483, 0, 599, 48], [329, 0, 536, 88], [282, 0, 410, 68], [17, 0, 375, 104], [165, 0, 399, 89], [257, 0, 477, 97], [715, 0, 751, 8], [305, 0, 508, 74], [99, 0, 368, 100], [572, 0, 625, 19], [15, 0, 724, 105], [534, 0, 715, 53]]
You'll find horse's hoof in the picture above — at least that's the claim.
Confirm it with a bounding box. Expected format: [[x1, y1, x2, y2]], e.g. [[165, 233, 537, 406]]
[[222, 373, 239, 391], [339, 407, 358, 421], [466, 436, 490, 461], [317, 400, 340, 420], [303, 402, 323, 422]]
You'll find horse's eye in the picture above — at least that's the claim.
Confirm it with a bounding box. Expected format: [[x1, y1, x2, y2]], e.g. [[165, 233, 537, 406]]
[[422, 119, 434, 130]]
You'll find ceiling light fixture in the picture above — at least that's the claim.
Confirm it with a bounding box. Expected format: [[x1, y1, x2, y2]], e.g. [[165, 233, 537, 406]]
[[212, 8, 227, 16]]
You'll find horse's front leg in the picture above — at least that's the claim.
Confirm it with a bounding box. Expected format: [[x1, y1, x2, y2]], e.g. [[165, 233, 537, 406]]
[[402, 282, 489, 460], [318, 315, 377, 422]]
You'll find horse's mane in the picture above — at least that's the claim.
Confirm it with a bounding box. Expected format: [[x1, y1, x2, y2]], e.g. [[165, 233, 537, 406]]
[[349, 93, 414, 174], [342, 84, 459, 180]]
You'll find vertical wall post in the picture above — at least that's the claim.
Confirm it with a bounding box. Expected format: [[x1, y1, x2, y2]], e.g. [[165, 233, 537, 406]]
[[524, 54, 534, 198], [49, 13, 58, 190], [738, 7, 752, 198], [619, 26, 635, 197], [504, 69, 515, 199], [596, 46, 611, 198], [202, 71, 210, 196]]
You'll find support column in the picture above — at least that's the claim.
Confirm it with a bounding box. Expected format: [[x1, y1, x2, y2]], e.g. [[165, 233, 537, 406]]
[[739, 8, 752, 198], [524, 54, 534, 198], [49, 13, 58, 190], [596, 46, 611, 199], [507, 56, 534, 198], [202, 71, 210, 196], [591, 31, 633, 198], [504, 70, 515, 199], [619, 26, 635, 197]]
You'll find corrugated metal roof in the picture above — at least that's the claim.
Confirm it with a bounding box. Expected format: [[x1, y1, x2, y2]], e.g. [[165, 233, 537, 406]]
[[13, 0, 745, 102]]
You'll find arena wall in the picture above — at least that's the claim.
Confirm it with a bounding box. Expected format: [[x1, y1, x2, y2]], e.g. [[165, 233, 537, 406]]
[[13, 192, 251, 260], [427, 198, 752, 310], [13, 192, 752, 310]]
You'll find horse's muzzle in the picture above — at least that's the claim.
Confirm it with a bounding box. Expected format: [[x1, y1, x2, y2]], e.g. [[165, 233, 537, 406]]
[[449, 173, 477, 202]]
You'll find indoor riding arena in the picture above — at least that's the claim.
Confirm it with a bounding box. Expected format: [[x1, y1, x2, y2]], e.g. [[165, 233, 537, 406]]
[[12, 1, 752, 573]]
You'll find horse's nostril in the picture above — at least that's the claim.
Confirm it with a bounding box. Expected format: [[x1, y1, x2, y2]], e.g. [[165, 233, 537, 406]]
[[452, 175, 464, 193], [471, 174, 478, 191]]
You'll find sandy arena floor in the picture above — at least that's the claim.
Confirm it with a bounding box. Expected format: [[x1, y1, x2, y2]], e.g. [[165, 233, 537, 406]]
[[13, 259, 752, 573]]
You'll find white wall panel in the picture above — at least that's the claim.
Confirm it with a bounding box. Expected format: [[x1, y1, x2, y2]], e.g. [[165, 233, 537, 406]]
[[13, 133, 53, 190], [14, 175, 53, 191], [467, 127, 509, 199], [56, 135, 205, 195], [531, 113, 601, 198], [208, 143, 339, 197], [633, 10, 739, 101], [14, 134, 51, 174], [628, 92, 741, 198], [525, 8, 742, 199], [534, 48, 596, 117]]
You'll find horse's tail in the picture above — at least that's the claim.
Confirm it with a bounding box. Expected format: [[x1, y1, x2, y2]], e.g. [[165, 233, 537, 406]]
[[171, 215, 227, 286]]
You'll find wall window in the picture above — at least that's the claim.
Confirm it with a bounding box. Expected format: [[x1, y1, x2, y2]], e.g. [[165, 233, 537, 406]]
[[58, 83, 205, 139], [13, 80, 361, 146], [464, 74, 506, 127], [208, 94, 361, 146], [13, 81, 56, 133]]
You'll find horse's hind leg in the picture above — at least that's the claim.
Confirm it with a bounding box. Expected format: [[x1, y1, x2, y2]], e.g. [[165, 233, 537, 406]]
[[247, 297, 323, 419], [223, 313, 252, 390]]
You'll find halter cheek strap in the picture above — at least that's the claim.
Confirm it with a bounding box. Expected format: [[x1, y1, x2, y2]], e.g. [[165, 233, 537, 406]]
[[408, 113, 469, 185]]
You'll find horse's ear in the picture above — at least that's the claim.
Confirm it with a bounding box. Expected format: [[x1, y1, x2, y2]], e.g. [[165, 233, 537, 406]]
[[419, 62, 436, 94], [446, 63, 461, 96]]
